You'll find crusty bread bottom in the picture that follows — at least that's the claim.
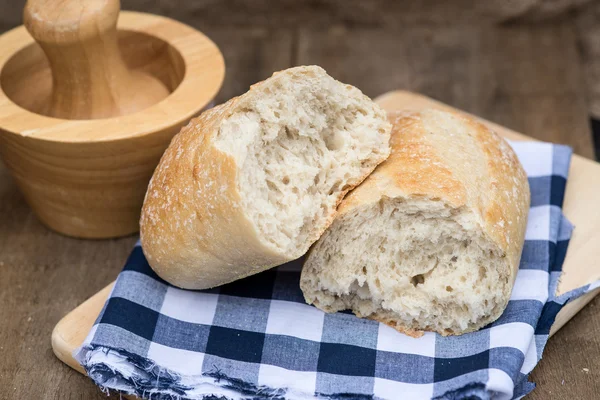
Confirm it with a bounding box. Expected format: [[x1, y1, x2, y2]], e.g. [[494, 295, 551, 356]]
[[215, 68, 390, 257], [301, 197, 511, 336]]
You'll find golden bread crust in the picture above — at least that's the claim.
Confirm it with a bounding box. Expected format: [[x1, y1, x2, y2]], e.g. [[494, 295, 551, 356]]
[[338, 110, 529, 286], [140, 66, 391, 289]]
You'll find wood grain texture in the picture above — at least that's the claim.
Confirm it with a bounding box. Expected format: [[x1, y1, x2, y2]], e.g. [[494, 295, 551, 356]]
[[297, 23, 594, 159], [529, 293, 600, 399], [0, 11, 225, 239], [0, 161, 134, 400], [3, 0, 594, 33], [203, 27, 294, 104], [1, 5, 599, 400]]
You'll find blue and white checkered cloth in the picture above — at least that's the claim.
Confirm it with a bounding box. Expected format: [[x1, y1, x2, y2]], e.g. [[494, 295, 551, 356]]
[[75, 142, 599, 400]]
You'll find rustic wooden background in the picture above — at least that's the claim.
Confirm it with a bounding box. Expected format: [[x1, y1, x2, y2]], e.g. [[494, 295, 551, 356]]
[[1, 1, 599, 399]]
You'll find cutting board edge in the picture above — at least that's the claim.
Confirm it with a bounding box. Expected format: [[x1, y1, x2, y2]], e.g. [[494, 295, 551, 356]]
[[52, 284, 114, 375]]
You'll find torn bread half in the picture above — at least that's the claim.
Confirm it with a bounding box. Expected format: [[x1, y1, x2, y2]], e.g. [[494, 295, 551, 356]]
[[300, 109, 530, 336], [140, 66, 391, 290]]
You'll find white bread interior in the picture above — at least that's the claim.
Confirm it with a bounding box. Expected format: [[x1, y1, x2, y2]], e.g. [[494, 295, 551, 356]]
[[140, 66, 391, 289], [213, 67, 390, 257], [302, 199, 508, 335], [300, 110, 530, 336]]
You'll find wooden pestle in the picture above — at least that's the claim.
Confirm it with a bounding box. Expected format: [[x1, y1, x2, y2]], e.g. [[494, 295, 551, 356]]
[[23, 0, 169, 119]]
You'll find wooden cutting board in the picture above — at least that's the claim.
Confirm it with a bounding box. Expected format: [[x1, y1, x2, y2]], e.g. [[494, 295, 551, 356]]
[[52, 90, 600, 378]]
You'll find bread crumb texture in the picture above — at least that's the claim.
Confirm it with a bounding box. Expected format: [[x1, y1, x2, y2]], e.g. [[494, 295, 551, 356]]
[[301, 109, 530, 336], [140, 66, 391, 289]]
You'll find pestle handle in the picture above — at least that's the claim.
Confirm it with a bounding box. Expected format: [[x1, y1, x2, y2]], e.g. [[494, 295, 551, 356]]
[[23, 0, 169, 119]]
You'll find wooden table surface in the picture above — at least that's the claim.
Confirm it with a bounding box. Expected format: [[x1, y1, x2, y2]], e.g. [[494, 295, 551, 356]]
[[1, 1, 599, 399]]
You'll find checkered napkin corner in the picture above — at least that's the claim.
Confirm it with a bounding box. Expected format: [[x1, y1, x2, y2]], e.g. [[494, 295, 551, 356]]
[[75, 142, 598, 400]]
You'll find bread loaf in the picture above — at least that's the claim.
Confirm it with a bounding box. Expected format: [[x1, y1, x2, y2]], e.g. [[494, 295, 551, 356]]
[[140, 66, 391, 290], [300, 109, 530, 336]]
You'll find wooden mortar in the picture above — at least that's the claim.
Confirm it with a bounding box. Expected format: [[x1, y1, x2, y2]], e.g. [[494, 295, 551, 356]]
[[0, 0, 225, 239]]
